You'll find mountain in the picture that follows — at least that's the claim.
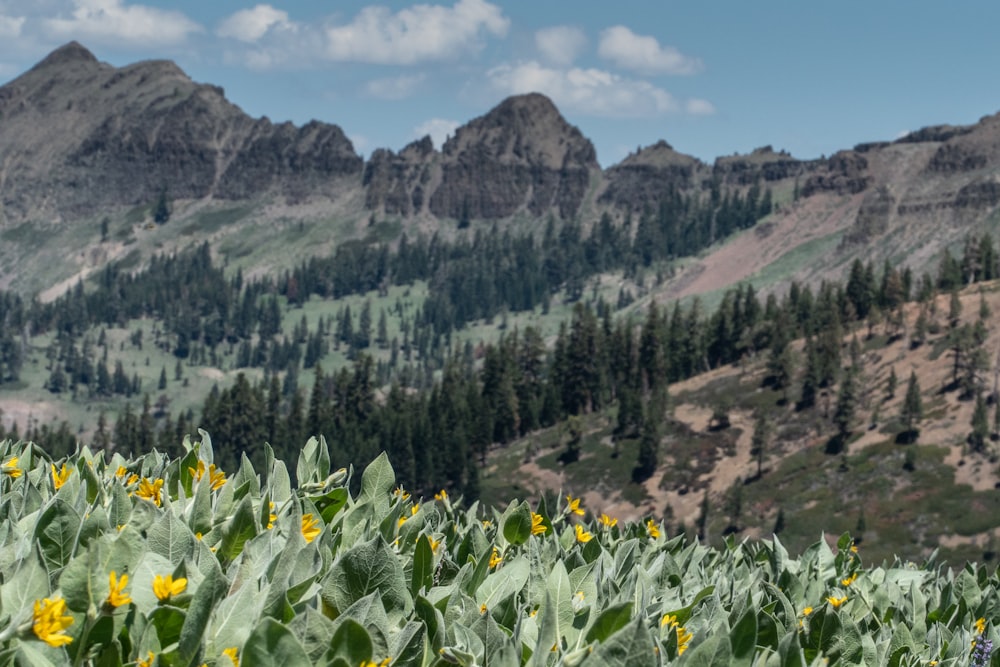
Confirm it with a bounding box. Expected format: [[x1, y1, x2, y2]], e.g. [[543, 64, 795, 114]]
[[0, 42, 363, 222], [3, 42, 1000, 304]]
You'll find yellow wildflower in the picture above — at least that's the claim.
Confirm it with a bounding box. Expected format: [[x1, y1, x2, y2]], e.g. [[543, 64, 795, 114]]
[[189, 460, 226, 490], [126, 473, 139, 485], [2, 456, 21, 478], [223, 647, 240, 667], [397, 505, 420, 528], [646, 519, 661, 539], [575, 524, 593, 544], [975, 617, 986, 635], [106, 571, 132, 608], [137, 652, 155, 667], [488, 547, 503, 569], [135, 478, 164, 506], [51, 463, 71, 489], [301, 513, 321, 543], [32, 597, 74, 647], [482, 519, 493, 529], [841, 572, 857, 587], [428, 536, 441, 552], [434, 489, 448, 501], [393, 486, 410, 500], [566, 495, 584, 516], [531, 512, 547, 536], [480, 603, 488, 614], [114, 465, 128, 478], [267, 502, 277, 530], [661, 615, 692, 655], [360, 659, 392, 667], [827, 596, 847, 608], [802, 606, 813, 617], [598, 513, 618, 528], [153, 574, 187, 601]]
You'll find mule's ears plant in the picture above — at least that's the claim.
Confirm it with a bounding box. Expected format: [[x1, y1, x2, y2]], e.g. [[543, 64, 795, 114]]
[[0, 436, 995, 665]]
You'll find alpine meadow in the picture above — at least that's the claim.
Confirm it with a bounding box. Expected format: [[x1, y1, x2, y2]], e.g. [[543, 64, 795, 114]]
[[2, 8, 1000, 663]]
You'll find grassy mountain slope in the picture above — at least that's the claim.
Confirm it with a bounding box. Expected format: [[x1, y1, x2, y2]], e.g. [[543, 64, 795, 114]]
[[481, 282, 1000, 566]]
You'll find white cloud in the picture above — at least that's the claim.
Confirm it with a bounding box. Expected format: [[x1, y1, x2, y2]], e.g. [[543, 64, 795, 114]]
[[365, 73, 425, 100], [325, 0, 509, 65], [0, 14, 25, 38], [43, 0, 201, 46], [487, 61, 678, 118], [217, 4, 291, 43], [685, 98, 715, 115], [534, 25, 586, 67], [598, 25, 701, 75], [414, 118, 460, 148]]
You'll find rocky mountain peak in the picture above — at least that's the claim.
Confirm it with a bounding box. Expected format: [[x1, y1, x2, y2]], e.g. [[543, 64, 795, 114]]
[[0, 42, 362, 222], [29, 41, 99, 71]]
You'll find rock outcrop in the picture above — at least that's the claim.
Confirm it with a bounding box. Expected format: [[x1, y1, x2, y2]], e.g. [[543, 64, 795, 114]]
[[598, 141, 706, 212], [0, 42, 362, 220], [364, 94, 600, 220]]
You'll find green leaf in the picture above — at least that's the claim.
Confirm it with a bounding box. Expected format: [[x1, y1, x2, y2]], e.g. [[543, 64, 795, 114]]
[[731, 608, 758, 663], [389, 622, 425, 667], [583, 618, 654, 667], [296, 437, 320, 486], [322, 535, 411, 617], [326, 618, 373, 665], [147, 513, 195, 567], [502, 501, 532, 546], [681, 632, 732, 666], [188, 472, 213, 536], [109, 483, 132, 531], [584, 602, 632, 644], [475, 556, 529, 609], [177, 558, 226, 666], [218, 496, 257, 563], [411, 534, 434, 597], [1, 558, 48, 624], [269, 460, 292, 504], [358, 452, 395, 515], [242, 617, 312, 667], [34, 498, 80, 572]]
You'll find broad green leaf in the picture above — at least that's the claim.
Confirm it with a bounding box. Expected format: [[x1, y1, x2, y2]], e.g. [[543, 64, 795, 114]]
[[584, 602, 631, 644], [582, 618, 654, 667], [217, 496, 257, 563], [34, 498, 80, 572], [358, 452, 394, 515], [731, 608, 758, 663], [326, 618, 373, 666], [411, 534, 434, 597], [322, 535, 411, 618], [1, 558, 48, 625], [681, 632, 732, 666], [242, 617, 312, 667], [177, 558, 226, 666], [147, 513, 195, 567], [502, 501, 532, 546], [475, 556, 529, 609]]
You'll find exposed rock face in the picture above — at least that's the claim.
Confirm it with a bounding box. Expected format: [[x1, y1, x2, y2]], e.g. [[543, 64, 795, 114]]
[[599, 141, 706, 212], [845, 185, 894, 244], [801, 151, 870, 197], [363, 136, 435, 216], [364, 94, 600, 220], [712, 146, 818, 186], [430, 94, 599, 219], [0, 42, 362, 220]]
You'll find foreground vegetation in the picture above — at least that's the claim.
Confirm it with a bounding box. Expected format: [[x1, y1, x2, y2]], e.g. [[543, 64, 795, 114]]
[[0, 435, 996, 666]]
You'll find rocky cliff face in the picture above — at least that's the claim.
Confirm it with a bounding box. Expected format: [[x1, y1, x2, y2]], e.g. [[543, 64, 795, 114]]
[[0, 42, 363, 221], [365, 94, 600, 220]]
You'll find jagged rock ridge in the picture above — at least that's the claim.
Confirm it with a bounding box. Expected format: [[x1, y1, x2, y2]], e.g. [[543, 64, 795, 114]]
[[0, 42, 363, 220]]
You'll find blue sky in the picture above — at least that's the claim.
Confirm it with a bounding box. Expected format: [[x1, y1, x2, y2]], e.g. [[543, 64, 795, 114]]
[[1, 1, 998, 166]]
